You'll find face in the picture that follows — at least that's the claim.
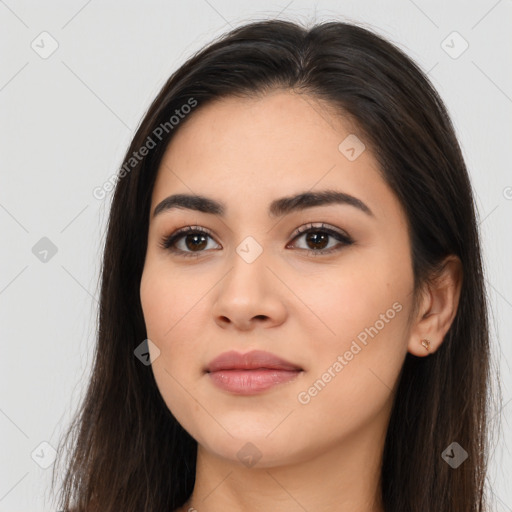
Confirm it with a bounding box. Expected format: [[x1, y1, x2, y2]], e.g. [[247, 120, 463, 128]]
[[140, 90, 416, 467]]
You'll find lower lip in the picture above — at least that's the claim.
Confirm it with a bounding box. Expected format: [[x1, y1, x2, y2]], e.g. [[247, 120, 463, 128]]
[[207, 369, 302, 395]]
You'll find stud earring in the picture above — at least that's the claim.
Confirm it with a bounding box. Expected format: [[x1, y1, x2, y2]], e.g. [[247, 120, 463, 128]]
[[421, 338, 431, 352]]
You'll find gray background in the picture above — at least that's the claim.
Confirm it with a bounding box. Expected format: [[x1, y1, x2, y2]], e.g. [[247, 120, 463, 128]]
[[1, 1, 511, 511]]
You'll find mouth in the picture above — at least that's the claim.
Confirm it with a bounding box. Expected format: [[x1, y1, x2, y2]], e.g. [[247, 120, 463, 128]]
[[205, 350, 304, 395]]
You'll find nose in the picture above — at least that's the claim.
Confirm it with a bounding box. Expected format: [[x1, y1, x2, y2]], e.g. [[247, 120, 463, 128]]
[[212, 250, 288, 332]]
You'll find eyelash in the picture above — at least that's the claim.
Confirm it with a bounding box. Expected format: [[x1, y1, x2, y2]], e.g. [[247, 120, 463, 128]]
[[158, 223, 354, 259]]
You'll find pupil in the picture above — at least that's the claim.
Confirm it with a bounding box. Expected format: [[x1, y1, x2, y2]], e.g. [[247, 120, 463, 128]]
[[306, 232, 328, 250], [186, 234, 207, 251]]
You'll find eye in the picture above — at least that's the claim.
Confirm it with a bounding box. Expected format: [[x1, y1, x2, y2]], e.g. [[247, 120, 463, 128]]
[[287, 222, 354, 256], [158, 222, 353, 258], [158, 226, 219, 258]]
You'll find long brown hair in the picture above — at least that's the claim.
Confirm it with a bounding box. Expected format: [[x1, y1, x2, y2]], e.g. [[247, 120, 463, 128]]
[[51, 19, 496, 511]]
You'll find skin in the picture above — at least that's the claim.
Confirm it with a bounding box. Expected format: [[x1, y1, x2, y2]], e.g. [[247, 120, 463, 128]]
[[139, 90, 462, 512]]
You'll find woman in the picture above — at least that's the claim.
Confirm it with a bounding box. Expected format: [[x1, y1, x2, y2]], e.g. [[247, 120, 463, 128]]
[[52, 19, 493, 512]]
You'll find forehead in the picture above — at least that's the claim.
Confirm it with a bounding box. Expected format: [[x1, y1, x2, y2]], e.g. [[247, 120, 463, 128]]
[[150, 91, 401, 223]]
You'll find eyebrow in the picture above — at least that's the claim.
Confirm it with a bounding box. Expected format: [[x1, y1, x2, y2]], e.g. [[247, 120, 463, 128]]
[[152, 189, 374, 219]]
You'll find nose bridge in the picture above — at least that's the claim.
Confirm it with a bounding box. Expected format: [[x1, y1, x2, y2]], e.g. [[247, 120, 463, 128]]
[[235, 232, 266, 266], [225, 232, 269, 293], [212, 230, 287, 328]]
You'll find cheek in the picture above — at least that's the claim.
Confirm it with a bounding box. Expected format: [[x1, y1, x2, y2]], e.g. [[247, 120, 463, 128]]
[[140, 263, 209, 403], [295, 253, 411, 349], [140, 263, 206, 343], [140, 274, 198, 435], [292, 257, 411, 419]]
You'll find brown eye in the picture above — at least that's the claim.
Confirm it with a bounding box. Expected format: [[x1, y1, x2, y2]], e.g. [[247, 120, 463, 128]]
[[288, 223, 353, 256], [180, 233, 208, 252], [159, 226, 220, 258], [303, 231, 330, 251]]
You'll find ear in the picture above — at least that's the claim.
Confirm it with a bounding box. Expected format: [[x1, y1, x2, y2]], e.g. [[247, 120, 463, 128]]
[[407, 255, 463, 357]]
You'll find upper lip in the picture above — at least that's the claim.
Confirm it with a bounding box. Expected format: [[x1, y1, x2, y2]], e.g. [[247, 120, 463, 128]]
[[205, 350, 303, 372]]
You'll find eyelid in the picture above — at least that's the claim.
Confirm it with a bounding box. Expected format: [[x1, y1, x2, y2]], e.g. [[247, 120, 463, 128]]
[[289, 222, 351, 241], [158, 225, 217, 250]]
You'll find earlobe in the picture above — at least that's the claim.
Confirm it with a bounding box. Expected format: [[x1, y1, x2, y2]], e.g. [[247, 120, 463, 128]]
[[407, 255, 463, 357]]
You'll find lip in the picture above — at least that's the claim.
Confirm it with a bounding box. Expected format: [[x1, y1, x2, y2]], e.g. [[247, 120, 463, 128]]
[[205, 350, 303, 395], [205, 350, 302, 372]]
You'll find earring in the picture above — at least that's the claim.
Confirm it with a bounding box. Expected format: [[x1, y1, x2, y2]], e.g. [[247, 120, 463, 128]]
[[421, 338, 431, 352]]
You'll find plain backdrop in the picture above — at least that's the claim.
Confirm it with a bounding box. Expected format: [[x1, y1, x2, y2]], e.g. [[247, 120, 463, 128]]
[[1, 1, 511, 511]]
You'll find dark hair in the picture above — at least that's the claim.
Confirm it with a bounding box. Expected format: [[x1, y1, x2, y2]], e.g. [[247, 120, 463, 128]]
[[51, 18, 495, 512]]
